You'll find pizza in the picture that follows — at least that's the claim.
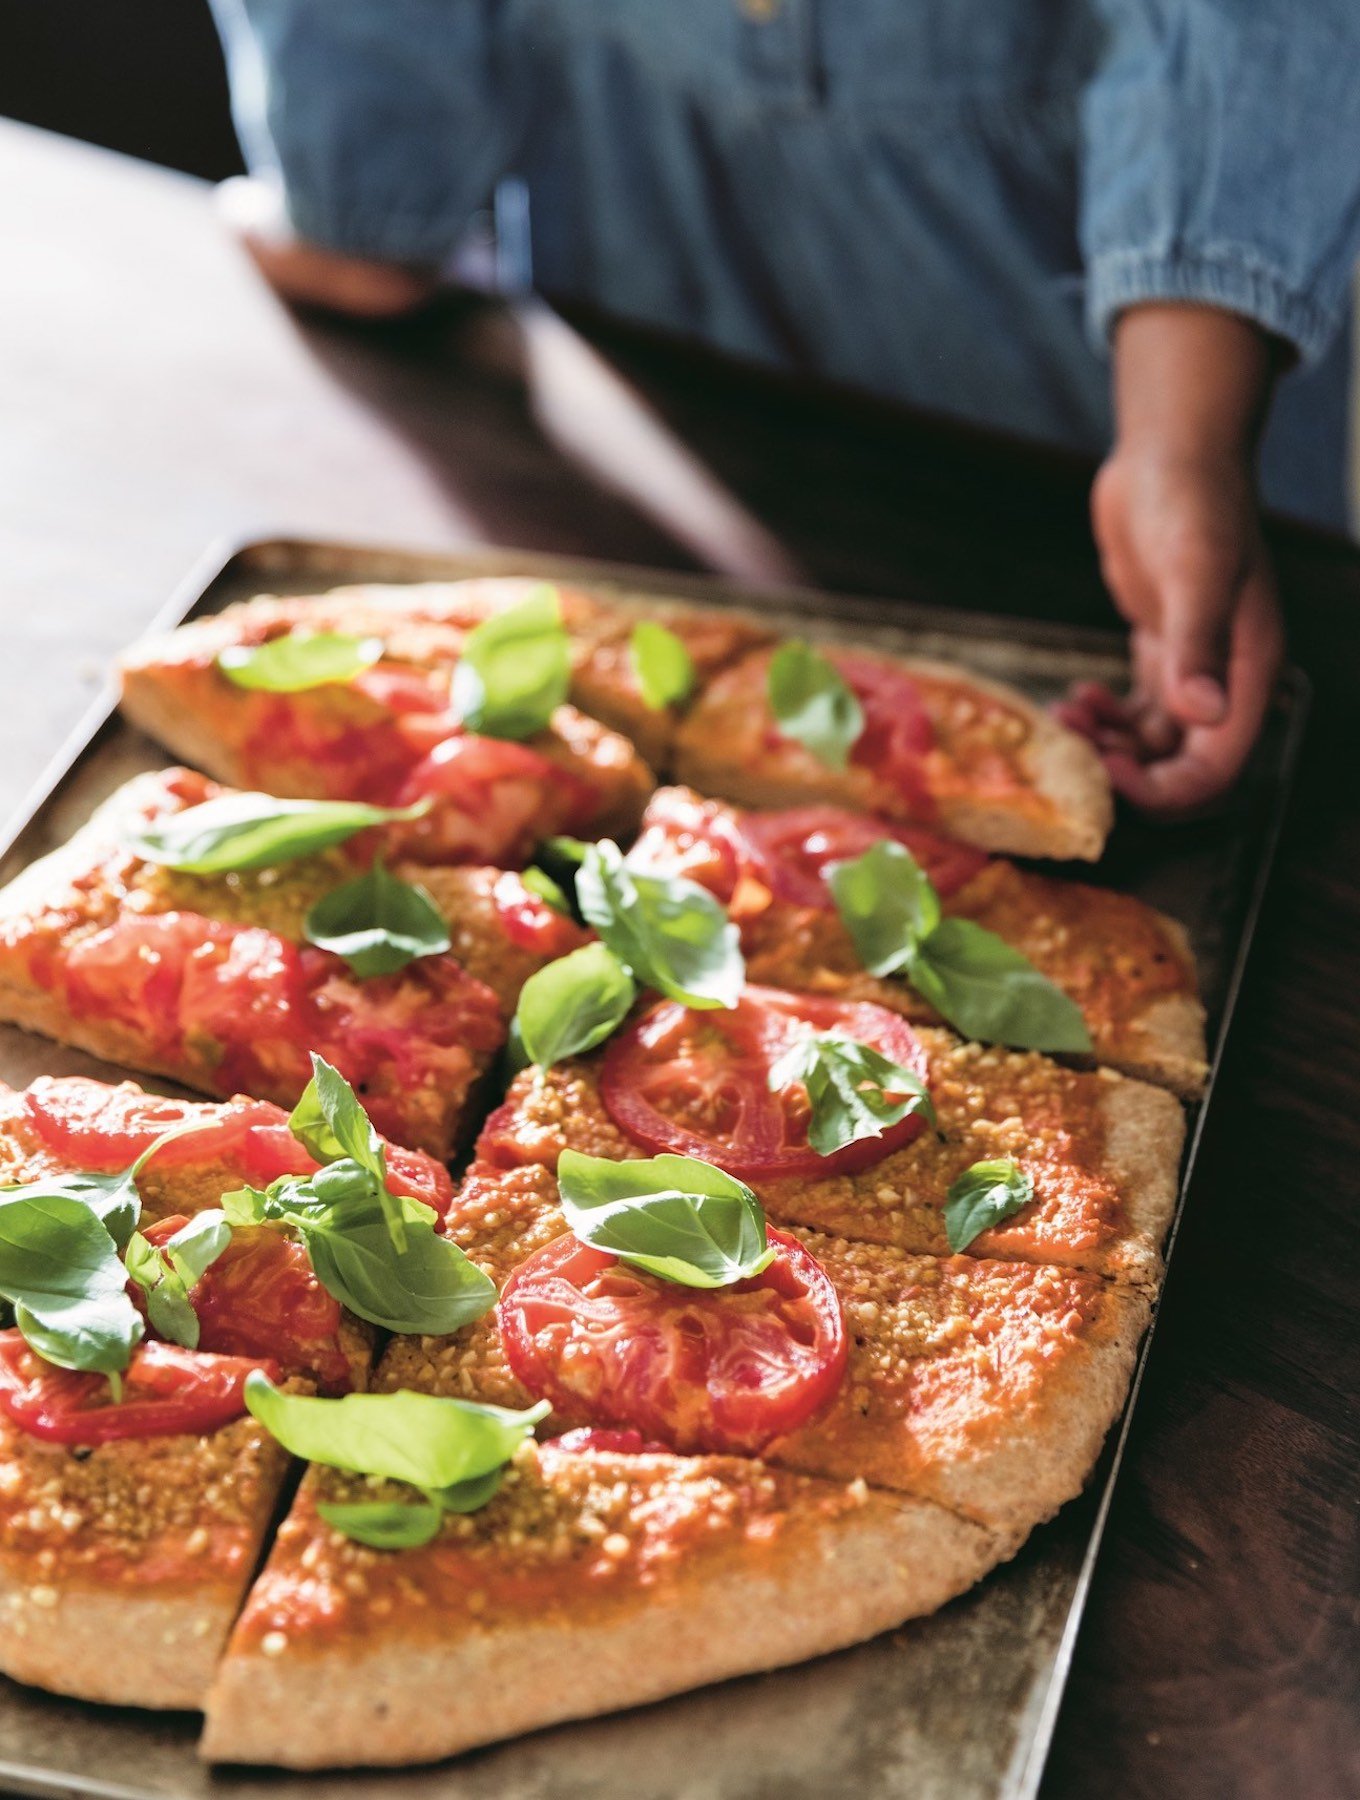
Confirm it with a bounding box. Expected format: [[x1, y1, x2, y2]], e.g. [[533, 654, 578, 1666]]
[[117, 577, 1112, 863], [630, 787, 1208, 1096], [0, 767, 585, 1157], [0, 1072, 450, 1710], [0, 570, 1205, 1771]]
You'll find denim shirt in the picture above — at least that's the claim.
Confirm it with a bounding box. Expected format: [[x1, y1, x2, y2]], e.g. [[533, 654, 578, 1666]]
[[211, 0, 1360, 526]]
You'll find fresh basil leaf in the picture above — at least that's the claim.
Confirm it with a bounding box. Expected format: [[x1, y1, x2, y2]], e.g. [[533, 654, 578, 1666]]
[[450, 587, 571, 740], [431, 1468, 506, 1514], [127, 791, 428, 875], [515, 943, 636, 1068], [245, 1374, 549, 1491], [630, 621, 695, 711], [906, 919, 1092, 1053], [520, 865, 571, 916], [575, 840, 743, 1011], [289, 1055, 411, 1251], [0, 1170, 141, 1251], [315, 1497, 446, 1550], [767, 639, 864, 770], [768, 1031, 935, 1159], [299, 1186, 496, 1336], [303, 862, 451, 977], [162, 1209, 232, 1286], [216, 631, 382, 694], [827, 840, 941, 978], [557, 1149, 774, 1289], [123, 1209, 232, 1351], [0, 1194, 143, 1375], [943, 1158, 1034, 1252]]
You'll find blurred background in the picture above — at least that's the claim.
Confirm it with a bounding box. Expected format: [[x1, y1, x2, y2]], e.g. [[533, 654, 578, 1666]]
[[0, 0, 239, 179]]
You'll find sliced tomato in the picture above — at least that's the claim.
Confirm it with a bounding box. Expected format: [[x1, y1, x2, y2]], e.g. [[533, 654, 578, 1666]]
[[19, 1077, 451, 1212], [600, 985, 930, 1179], [139, 1217, 352, 1394], [737, 805, 989, 906], [497, 1227, 846, 1455], [0, 1332, 276, 1445], [491, 870, 588, 959], [64, 911, 198, 1051], [544, 1427, 670, 1456], [629, 790, 743, 905], [833, 652, 937, 816]]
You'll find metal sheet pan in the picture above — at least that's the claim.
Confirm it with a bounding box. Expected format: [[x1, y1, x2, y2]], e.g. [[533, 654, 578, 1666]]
[[0, 537, 1309, 1800]]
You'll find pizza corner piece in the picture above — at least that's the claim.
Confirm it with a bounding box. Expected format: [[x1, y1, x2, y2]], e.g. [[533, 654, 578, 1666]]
[[200, 1438, 998, 1771], [0, 766, 588, 1159], [0, 1071, 452, 1711]]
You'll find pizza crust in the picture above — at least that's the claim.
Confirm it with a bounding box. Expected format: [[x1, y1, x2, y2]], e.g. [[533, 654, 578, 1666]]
[[200, 1452, 1004, 1770]]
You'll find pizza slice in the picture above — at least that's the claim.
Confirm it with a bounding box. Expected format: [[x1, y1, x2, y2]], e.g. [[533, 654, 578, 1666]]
[[382, 1147, 1146, 1537], [673, 642, 1113, 861], [116, 577, 758, 864], [0, 768, 587, 1157], [201, 1433, 1000, 1770], [0, 1070, 453, 1710], [476, 984, 1184, 1286], [630, 787, 1208, 1096]]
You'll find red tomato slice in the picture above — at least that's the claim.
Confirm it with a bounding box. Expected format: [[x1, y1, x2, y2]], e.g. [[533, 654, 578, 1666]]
[[140, 1217, 352, 1394], [19, 1077, 452, 1214], [497, 1227, 846, 1455], [629, 790, 743, 905], [737, 805, 989, 907], [833, 652, 937, 815], [0, 1331, 276, 1446], [491, 870, 588, 959], [599, 986, 930, 1179], [544, 1427, 670, 1456]]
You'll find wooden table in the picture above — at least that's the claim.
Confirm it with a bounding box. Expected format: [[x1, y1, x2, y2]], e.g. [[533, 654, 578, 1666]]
[[2, 119, 1356, 1800]]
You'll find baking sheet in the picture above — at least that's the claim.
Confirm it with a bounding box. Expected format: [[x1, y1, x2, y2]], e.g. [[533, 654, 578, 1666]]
[[0, 537, 1309, 1800]]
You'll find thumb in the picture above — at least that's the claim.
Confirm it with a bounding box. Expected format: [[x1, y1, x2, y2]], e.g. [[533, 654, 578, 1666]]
[[1155, 553, 1240, 727]]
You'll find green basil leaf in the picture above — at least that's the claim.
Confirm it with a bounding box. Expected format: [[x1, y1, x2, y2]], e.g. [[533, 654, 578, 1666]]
[[289, 1055, 410, 1251], [299, 1187, 496, 1336], [943, 1158, 1035, 1252], [827, 840, 942, 978], [161, 1209, 232, 1286], [514, 942, 636, 1068], [144, 1277, 200, 1350], [767, 639, 864, 770], [520, 865, 571, 916], [126, 791, 428, 875], [245, 1374, 548, 1490], [0, 1170, 141, 1251], [216, 632, 382, 694], [630, 621, 695, 711], [315, 1497, 446, 1550], [303, 862, 451, 977], [557, 1148, 773, 1289], [431, 1468, 506, 1514], [575, 840, 743, 1011], [123, 1210, 232, 1351], [450, 587, 571, 740], [0, 1195, 143, 1374], [906, 919, 1092, 1053], [767, 1031, 935, 1159]]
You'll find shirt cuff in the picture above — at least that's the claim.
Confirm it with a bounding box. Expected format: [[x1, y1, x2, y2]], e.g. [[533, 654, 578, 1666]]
[[1086, 247, 1340, 365]]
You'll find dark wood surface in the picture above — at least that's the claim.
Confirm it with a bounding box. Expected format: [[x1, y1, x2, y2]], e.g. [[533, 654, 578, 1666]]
[[2, 119, 1357, 1800]]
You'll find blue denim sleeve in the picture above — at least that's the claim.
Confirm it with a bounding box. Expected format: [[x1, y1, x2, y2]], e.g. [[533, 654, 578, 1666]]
[[1080, 0, 1360, 362], [208, 0, 516, 261]]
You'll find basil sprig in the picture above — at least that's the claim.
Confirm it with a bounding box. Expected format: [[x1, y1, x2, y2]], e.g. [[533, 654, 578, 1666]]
[[558, 1149, 775, 1289], [222, 1056, 495, 1335], [123, 1211, 231, 1349], [767, 639, 864, 770], [943, 1159, 1034, 1252], [576, 839, 744, 1011], [245, 1374, 548, 1549], [514, 942, 637, 1069], [216, 631, 382, 693], [127, 791, 429, 875], [0, 1114, 230, 1384], [630, 622, 695, 711], [303, 861, 450, 977], [828, 842, 1092, 1054], [451, 588, 571, 740], [768, 1031, 935, 1159]]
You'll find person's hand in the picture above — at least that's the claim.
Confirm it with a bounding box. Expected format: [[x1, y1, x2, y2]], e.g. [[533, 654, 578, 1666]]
[[1058, 306, 1285, 816]]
